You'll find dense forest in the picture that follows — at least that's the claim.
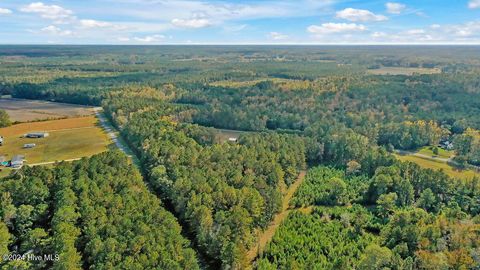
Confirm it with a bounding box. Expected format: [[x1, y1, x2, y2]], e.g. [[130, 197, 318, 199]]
[[0, 151, 198, 269], [105, 91, 307, 268], [1, 46, 480, 269], [259, 165, 480, 269]]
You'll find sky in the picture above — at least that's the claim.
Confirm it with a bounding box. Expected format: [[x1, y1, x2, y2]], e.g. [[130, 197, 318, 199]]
[[0, 0, 479, 44]]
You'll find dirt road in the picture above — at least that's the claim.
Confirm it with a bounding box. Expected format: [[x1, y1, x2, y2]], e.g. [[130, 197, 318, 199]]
[[247, 170, 307, 263]]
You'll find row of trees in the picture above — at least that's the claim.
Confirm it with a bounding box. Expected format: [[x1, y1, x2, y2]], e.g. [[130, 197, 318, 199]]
[[0, 109, 11, 127], [378, 120, 446, 150], [453, 128, 480, 166]]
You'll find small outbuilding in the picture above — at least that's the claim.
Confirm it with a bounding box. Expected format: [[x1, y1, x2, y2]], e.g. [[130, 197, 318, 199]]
[[10, 155, 25, 169], [23, 143, 36, 149], [24, 132, 49, 138], [228, 137, 238, 143], [0, 157, 8, 167], [0, 136, 3, 146]]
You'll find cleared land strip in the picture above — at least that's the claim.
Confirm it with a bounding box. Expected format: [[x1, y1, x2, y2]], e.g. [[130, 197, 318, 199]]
[[247, 170, 307, 263], [95, 110, 141, 166]]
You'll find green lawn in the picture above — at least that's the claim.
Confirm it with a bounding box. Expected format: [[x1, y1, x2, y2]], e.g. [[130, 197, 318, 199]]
[[417, 146, 454, 159], [395, 154, 479, 180]]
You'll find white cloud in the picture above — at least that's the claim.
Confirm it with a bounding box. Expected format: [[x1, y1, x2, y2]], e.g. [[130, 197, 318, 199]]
[[386, 2, 406, 14], [111, 0, 335, 22], [469, 0, 480, 9], [0, 8, 12, 14], [371, 32, 387, 38], [361, 21, 480, 44], [447, 21, 480, 37], [405, 29, 425, 35], [308, 23, 366, 35], [171, 18, 211, 28], [79, 19, 112, 29], [40, 25, 73, 36], [223, 24, 247, 32], [134, 34, 165, 42], [336, 8, 387, 22], [117, 37, 130, 42], [415, 11, 428, 18], [268, 32, 289, 40], [21, 2, 74, 23]]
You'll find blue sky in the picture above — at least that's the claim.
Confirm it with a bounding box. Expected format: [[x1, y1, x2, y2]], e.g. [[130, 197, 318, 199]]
[[0, 0, 479, 44]]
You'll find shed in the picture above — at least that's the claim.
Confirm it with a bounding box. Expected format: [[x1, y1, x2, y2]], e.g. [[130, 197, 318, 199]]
[[25, 132, 49, 138], [23, 143, 36, 149]]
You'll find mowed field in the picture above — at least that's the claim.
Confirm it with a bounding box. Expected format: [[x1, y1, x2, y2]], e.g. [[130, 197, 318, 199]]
[[0, 97, 96, 122], [0, 116, 110, 166], [417, 146, 454, 159], [367, 67, 442, 75], [395, 154, 480, 180], [214, 128, 245, 143]]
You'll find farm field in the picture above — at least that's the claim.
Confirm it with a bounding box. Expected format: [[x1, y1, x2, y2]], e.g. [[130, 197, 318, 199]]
[[367, 66, 442, 75], [0, 97, 97, 122], [0, 116, 110, 167], [395, 153, 480, 180]]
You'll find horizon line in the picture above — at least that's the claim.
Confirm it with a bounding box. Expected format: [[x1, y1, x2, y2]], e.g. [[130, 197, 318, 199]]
[[1, 43, 480, 46]]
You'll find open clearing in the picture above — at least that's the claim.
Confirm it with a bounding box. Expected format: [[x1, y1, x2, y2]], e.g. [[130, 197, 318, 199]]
[[367, 67, 441, 75], [215, 128, 245, 143], [0, 97, 96, 122], [395, 153, 480, 180], [417, 146, 454, 159], [210, 78, 291, 88], [0, 116, 110, 167]]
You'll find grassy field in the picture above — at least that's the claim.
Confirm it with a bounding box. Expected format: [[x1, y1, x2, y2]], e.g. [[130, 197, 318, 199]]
[[214, 128, 245, 143], [0, 116, 110, 167], [417, 146, 454, 159], [367, 67, 441, 75], [395, 154, 480, 180], [0, 97, 96, 122]]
